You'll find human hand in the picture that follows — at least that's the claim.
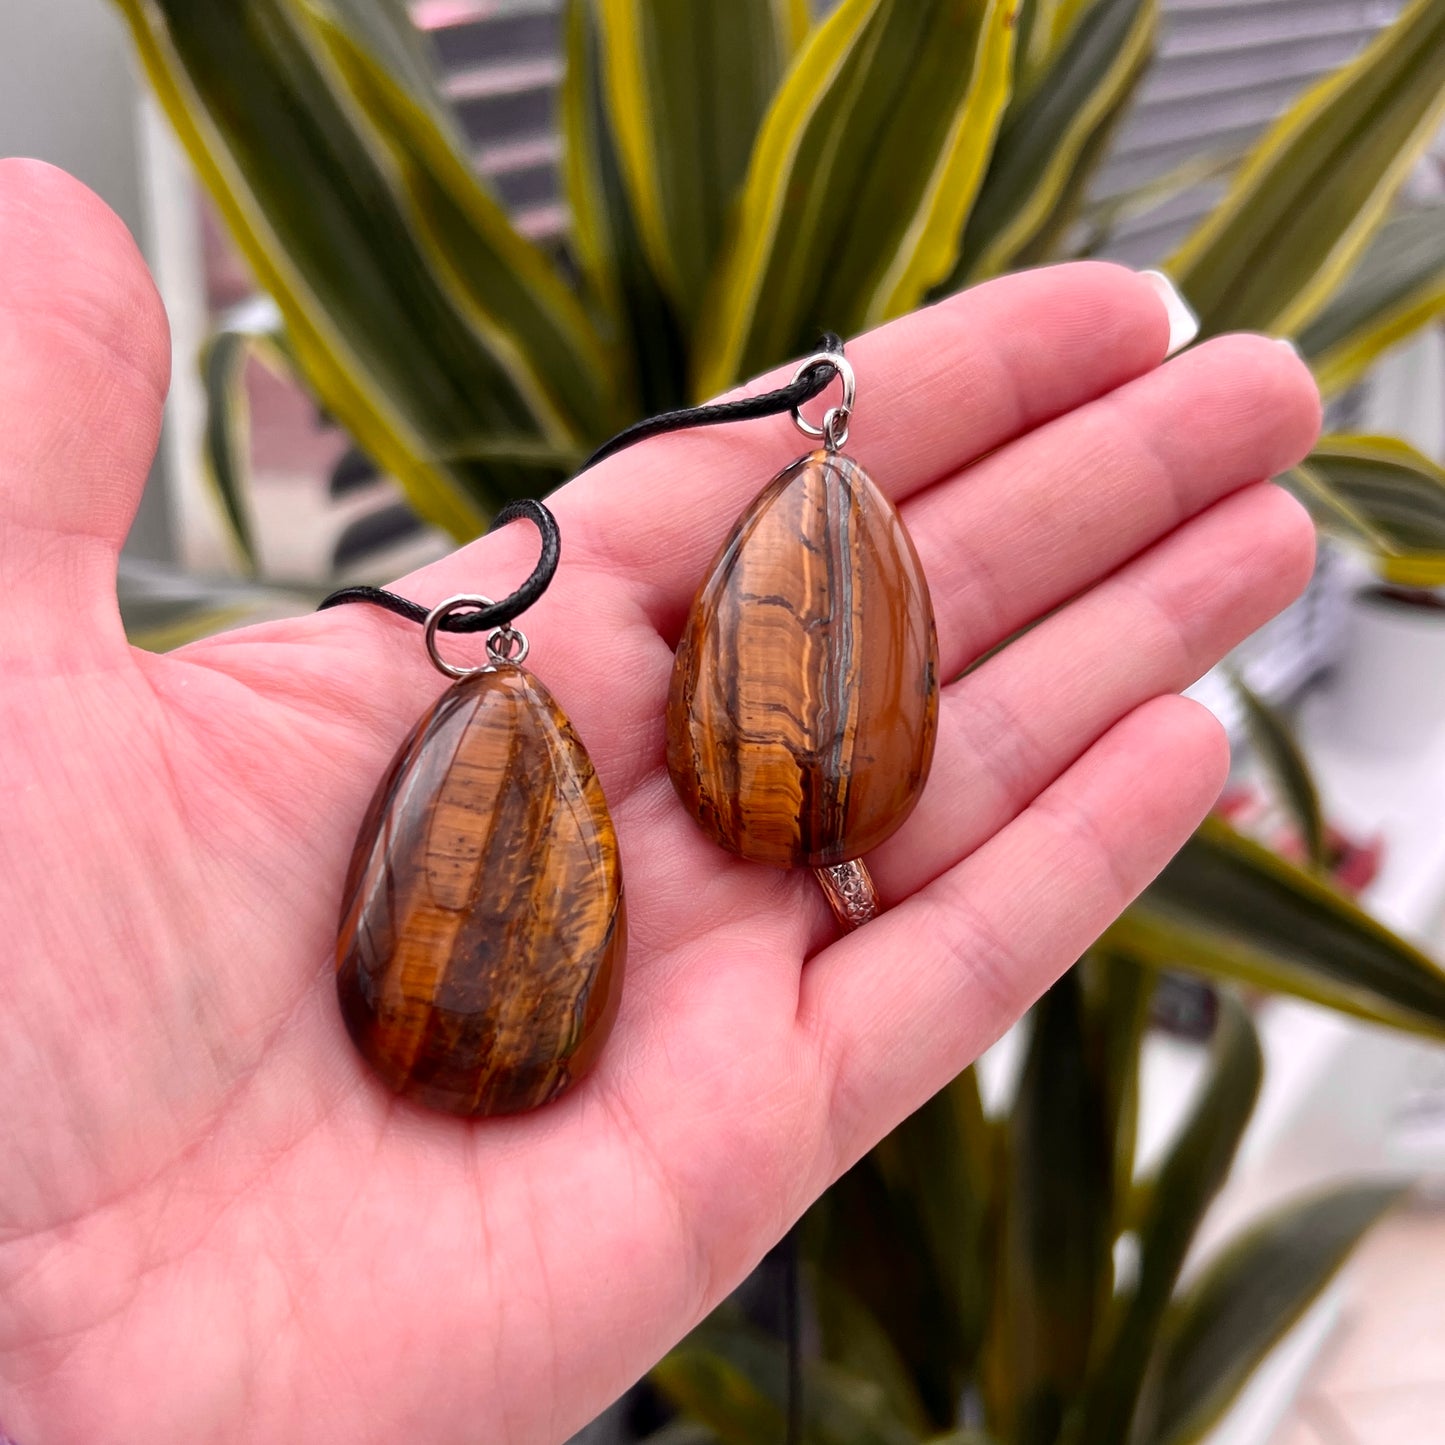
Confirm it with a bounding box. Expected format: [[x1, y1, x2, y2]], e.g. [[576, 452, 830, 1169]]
[[0, 161, 1320, 1445]]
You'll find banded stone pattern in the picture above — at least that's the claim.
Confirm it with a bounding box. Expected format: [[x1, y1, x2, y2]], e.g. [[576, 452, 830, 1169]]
[[337, 665, 625, 1116], [668, 449, 939, 869]]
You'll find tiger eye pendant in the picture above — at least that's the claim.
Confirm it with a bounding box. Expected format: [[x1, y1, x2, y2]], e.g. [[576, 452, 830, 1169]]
[[668, 447, 938, 868], [666, 347, 939, 887], [336, 606, 625, 1117]]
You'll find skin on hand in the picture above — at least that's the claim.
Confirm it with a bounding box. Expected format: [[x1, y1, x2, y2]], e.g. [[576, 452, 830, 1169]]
[[0, 159, 1321, 1445]]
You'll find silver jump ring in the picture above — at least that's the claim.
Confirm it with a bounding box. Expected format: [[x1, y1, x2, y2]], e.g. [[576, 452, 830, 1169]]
[[790, 351, 856, 452], [423, 593, 498, 680], [486, 625, 530, 667]]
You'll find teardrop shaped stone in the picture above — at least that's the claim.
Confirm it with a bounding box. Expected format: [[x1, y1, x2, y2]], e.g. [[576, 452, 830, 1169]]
[[337, 665, 625, 1117], [667, 449, 939, 869]]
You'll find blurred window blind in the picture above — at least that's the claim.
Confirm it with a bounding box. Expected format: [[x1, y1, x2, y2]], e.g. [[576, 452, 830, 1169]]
[[414, 0, 569, 243]]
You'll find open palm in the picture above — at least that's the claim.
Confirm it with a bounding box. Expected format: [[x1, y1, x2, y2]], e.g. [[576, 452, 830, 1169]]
[[0, 162, 1321, 1445]]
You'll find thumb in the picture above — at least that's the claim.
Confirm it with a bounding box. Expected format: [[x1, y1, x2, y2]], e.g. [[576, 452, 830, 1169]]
[[0, 159, 171, 668]]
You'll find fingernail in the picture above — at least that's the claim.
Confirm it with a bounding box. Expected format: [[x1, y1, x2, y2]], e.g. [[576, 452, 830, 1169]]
[[1273, 337, 1304, 361], [1139, 269, 1199, 358]]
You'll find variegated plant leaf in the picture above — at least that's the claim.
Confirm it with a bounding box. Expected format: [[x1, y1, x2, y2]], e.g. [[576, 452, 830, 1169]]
[[1298, 203, 1445, 397], [1073, 996, 1261, 1445], [113, 0, 616, 539], [1111, 815, 1445, 1037], [305, 8, 622, 448], [1014, 0, 1096, 91], [594, 0, 803, 329], [118, 557, 319, 651], [1230, 674, 1327, 871], [694, 0, 1016, 397], [947, 0, 1157, 285], [1150, 1185, 1406, 1445], [560, 0, 687, 414], [199, 304, 293, 574], [984, 970, 1116, 1443], [808, 1070, 992, 1428], [655, 1317, 922, 1445], [1291, 434, 1445, 588], [1166, 0, 1445, 339]]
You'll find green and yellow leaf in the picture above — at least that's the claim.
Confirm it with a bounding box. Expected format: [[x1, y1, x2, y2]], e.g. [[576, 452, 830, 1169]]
[[1011, 0, 1052, 94], [1230, 675, 1327, 871], [655, 1318, 922, 1445], [595, 0, 802, 326], [560, 0, 687, 414], [948, 0, 1157, 285], [1074, 148, 1241, 260], [783, 0, 813, 49], [641, 1425, 720, 1445], [1074, 996, 1262, 1445], [642, 1425, 721, 1445], [1004, 78, 1138, 273], [1150, 1185, 1406, 1445], [113, 0, 610, 539], [199, 321, 283, 575], [1082, 952, 1153, 1228], [808, 1070, 992, 1428], [1166, 0, 1445, 338], [812, 1275, 934, 1436], [1299, 204, 1445, 396], [872, 1069, 993, 1379], [1014, 0, 1095, 92], [118, 558, 317, 651], [1292, 434, 1445, 588], [1111, 815, 1445, 1037], [985, 971, 1116, 1444], [306, 9, 622, 445], [321, 0, 461, 139], [695, 0, 1017, 396]]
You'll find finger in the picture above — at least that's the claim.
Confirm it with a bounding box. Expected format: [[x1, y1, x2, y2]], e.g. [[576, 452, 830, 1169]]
[[800, 693, 1228, 1174], [510, 262, 1178, 633], [901, 332, 1321, 677], [871, 480, 1314, 901], [0, 160, 171, 660]]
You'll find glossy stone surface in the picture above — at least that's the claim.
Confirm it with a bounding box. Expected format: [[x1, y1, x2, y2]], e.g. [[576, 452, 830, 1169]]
[[337, 665, 625, 1116], [667, 449, 939, 869]]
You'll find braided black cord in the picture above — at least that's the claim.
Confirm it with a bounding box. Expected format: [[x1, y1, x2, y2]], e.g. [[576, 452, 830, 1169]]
[[580, 332, 843, 472], [316, 497, 558, 633], [316, 335, 845, 630]]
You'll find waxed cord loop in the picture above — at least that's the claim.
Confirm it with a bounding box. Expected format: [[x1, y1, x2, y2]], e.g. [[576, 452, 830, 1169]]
[[317, 497, 558, 634]]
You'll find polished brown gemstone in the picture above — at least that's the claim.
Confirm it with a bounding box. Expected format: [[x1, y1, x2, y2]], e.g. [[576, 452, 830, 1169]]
[[667, 448, 939, 869], [336, 664, 625, 1117]]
